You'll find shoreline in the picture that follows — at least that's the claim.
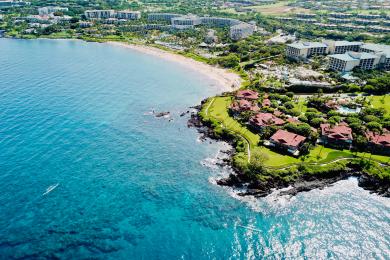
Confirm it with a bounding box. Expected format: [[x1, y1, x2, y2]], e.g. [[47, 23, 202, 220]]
[[106, 41, 242, 93], [188, 101, 390, 198]]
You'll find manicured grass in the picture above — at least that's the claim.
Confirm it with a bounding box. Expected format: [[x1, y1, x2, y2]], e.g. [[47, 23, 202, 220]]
[[201, 96, 390, 168], [293, 96, 308, 114], [368, 95, 390, 115], [202, 97, 260, 147]]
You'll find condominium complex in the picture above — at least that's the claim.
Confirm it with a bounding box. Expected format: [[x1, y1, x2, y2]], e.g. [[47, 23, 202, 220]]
[[230, 22, 255, 40]]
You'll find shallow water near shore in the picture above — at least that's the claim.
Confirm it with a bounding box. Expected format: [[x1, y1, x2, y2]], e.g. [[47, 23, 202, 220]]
[[0, 38, 389, 259]]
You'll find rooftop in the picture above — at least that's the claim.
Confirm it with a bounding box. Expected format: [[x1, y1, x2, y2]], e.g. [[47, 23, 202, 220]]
[[270, 129, 306, 148], [329, 52, 378, 61], [250, 113, 285, 127], [287, 42, 327, 49], [321, 123, 353, 141], [366, 131, 390, 147], [236, 90, 259, 100]]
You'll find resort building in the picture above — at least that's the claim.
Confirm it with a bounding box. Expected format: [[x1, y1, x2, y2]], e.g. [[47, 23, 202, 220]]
[[360, 43, 390, 69], [354, 19, 380, 25], [116, 10, 141, 20], [328, 52, 380, 72], [200, 16, 240, 27], [147, 13, 181, 22], [38, 6, 68, 16], [79, 21, 92, 28], [230, 22, 255, 40], [324, 40, 362, 54], [249, 113, 285, 131], [286, 42, 328, 60], [171, 15, 201, 29], [85, 10, 115, 19], [296, 13, 316, 18], [268, 129, 306, 156], [235, 90, 259, 100], [320, 123, 353, 149], [357, 14, 381, 20], [366, 131, 390, 155], [327, 18, 352, 24], [329, 13, 353, 19]]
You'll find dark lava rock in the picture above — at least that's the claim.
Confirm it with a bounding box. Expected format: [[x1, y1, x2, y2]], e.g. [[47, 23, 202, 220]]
[[155, 112, 170, 117]]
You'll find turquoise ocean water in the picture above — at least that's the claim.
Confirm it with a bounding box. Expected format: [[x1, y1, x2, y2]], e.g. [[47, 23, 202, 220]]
[[0, 38, 389, 259]]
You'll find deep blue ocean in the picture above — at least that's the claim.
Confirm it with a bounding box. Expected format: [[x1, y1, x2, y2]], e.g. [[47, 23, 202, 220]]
[[0, 38, 389, 259]]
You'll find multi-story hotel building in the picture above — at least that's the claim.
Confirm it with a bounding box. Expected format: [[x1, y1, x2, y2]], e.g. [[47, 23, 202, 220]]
[[147, 13, 181, 22], [200, 16, 240, 27], [84, 10, 115, 19], [171, 15, 201, 29], [360, 43, 390, 69], [116, 10, 141, 20], [286, 42, 328, 60], [229, 22, 255, 40], [325, 40, 362, 54], [38, 6, 68, 16], [328, 52, 380, 72]]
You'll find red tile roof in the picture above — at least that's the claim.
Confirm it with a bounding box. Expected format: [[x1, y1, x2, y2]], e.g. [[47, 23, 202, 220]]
[[320, 123, 353, 141], [273, 110, 283, 117], [236, 90, 259, 100], [231, 99, 259, 112], [262, 98, 271, 107], [250, 113, 285, 127], [366, 131, 390, 147], [270, 129, 306, 148]]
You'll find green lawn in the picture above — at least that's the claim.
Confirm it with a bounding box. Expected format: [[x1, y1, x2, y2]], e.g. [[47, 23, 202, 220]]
[[293, 96, 308, 114], [202, 96, 390, 168], [368, 95, 390, 115], [202, 97, 260, 147]]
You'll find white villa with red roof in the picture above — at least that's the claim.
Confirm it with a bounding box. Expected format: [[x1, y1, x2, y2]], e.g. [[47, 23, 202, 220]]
[[320, 122, 353, 149], [268, 129, 306, 156]]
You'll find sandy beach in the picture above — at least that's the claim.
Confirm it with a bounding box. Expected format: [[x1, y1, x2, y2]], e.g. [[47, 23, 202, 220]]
[[107, 41, 242, 92]]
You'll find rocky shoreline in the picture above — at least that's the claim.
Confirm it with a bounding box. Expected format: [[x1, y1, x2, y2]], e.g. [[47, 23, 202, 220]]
[[188, 99, 390, 198]]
